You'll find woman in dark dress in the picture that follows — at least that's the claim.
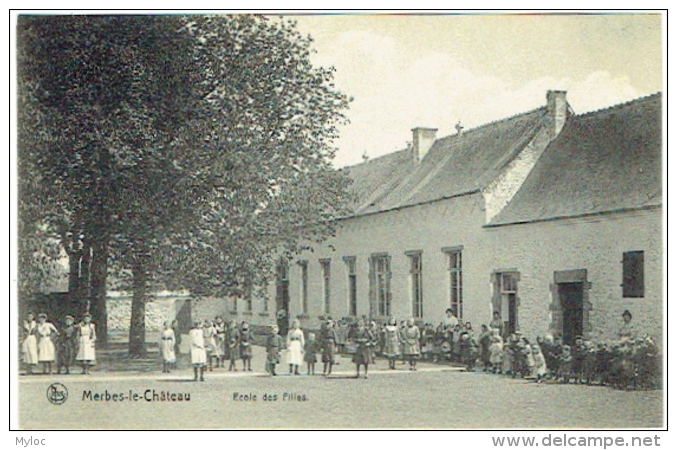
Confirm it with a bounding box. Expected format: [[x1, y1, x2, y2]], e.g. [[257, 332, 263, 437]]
[[349, 319, 374, 379]]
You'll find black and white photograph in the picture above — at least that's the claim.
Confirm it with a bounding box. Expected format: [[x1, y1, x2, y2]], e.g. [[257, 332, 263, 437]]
[[11, 10, 665, 432]]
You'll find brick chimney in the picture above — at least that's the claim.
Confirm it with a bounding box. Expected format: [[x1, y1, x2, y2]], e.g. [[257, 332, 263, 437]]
[[546, 90, 568, 137], [411, 127, 438, 164]]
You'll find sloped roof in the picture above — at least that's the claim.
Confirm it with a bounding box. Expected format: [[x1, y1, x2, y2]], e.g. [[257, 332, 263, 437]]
[[488, 93, 662, 227], [343, 149, 413, 213], [344, 107, 550, 216]]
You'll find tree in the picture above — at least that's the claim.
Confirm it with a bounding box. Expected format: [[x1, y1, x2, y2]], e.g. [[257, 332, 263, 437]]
[[18, 14, 353, 357], [161, 15, 353, 300], [17, 15, 197, 346]]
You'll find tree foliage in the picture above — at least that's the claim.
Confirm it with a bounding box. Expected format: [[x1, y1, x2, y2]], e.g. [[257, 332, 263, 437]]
[[17, 14, 353, 356]]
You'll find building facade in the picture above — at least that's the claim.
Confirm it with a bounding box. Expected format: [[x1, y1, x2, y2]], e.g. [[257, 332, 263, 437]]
[[204, 91, 662, 345]]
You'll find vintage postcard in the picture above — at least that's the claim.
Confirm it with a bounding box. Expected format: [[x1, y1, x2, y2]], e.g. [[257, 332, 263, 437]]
[[12, 11, 665, 432]]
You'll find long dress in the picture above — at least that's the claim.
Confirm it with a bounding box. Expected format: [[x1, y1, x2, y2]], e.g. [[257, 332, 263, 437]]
[[239, 329, 253, 360], [214, 322, 226, 357], [286, 328, 305, 366], [351, 327, 374, 365], [322, 327, 338, 364], [533, 350, 548, 377], [76, 323, 96, 364], [203, 325, 220, 358], [403, 325, 421, 357], [304, 340, 318, 363], [37, 322, 58, 362], [382, 325, 401, 359], [56, 324, 79, 369], [21, 320, 38, 365], [489, 338, 504, 366], [190, 327, 206, 366], [619, 322, 635, 342], [266, 334, 284, 373], [161, 328, 176, 363], [228, 327, 241, 361]]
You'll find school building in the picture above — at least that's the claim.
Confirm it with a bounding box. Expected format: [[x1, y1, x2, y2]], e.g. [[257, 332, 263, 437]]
[[195, 90, 662, 345]]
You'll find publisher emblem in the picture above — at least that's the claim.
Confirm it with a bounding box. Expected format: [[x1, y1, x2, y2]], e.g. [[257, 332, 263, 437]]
[[47, 382, 68, 405]]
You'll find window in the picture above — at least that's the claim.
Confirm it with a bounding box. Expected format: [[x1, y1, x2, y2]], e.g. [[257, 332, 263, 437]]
[[444, 247, 463, 319], [298, 260, 308, 314], [623, 251, 644, 298], [370, 254, 392, 317], [408, 252, 423, 318], [344, 257, 357, 316], [501, 273, 517, 293], [320, 259, 331, 314], [274, 260, 289, 313]]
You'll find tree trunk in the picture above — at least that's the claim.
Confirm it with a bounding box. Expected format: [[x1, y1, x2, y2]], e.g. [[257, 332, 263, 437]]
[[128, 249, 149, 358], [88, 146, 113, 347], [89, 240, 109, 348], [67, 248, 83, 300], [78, 244, 91, 302]]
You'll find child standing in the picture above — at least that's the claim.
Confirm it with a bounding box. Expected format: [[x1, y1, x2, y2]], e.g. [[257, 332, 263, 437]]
[[478, 325, 492, 372], [532, 343, 548, 383], [403, 319, 421, 371], [559, 345, 573, 383], [420, 323, 435, 362], [56, 315, 78, 374], [350, 319, 374, 379], [160, 321, 176, 373], [203, 320, 220, 371], [37, 313, 59, 375], [382, 318, 401, 370], [265, 324, 284, 376], [214, 316, 226, 368], [286, 320, 305, 376], [321, 319, 338, 375], [239, 321, 253, 371], [489, 333, 504, 373], [22, 312, 38, 375], [190, 321, 206, 381], [304, 332, 319, 375], [76, 313, 96, 374], [228, 319, 240, 372]]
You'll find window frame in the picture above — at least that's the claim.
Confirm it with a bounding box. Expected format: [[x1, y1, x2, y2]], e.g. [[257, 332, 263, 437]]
[[622, 250, 645, 298], [320, 258, 331, 314], [443, 246, 463, 320], [407, 250, 424, 318], [343, 256, 357, 317]]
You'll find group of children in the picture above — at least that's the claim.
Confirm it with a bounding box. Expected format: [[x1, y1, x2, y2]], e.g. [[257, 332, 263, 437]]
[[477, 330, 660, 389], [183, 317, 255, 381], [170, 313, 662, 389], [21, 311, 97, 375]]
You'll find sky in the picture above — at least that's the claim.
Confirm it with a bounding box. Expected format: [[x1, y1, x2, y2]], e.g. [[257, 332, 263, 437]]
[[289, 13, 663, 168]]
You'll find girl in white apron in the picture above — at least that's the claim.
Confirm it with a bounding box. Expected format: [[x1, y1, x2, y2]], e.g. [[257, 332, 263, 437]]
[[76, 313, 96, 374], [21, 313, 38, 375]]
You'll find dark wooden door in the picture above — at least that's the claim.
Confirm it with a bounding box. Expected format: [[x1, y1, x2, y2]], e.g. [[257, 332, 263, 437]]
[[558, 282, 584, 345]]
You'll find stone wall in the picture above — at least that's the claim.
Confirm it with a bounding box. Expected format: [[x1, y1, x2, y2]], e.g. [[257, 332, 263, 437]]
[[107, 295, 190, 332], [189, 199, 662, 345], [485, 207, 663, 343]]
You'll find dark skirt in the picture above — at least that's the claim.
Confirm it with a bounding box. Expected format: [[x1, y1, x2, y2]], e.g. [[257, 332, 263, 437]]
[[229, 345, 240, 360], [322, 342, 336, 363], [352, 344, 371, 365], [304, 351, 317, 363], [240, 343, 252, 360]]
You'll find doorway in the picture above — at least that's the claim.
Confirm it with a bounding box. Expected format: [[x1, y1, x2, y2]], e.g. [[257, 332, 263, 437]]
[[557, 282, 584, 345], [491, 271, 519, 338]]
